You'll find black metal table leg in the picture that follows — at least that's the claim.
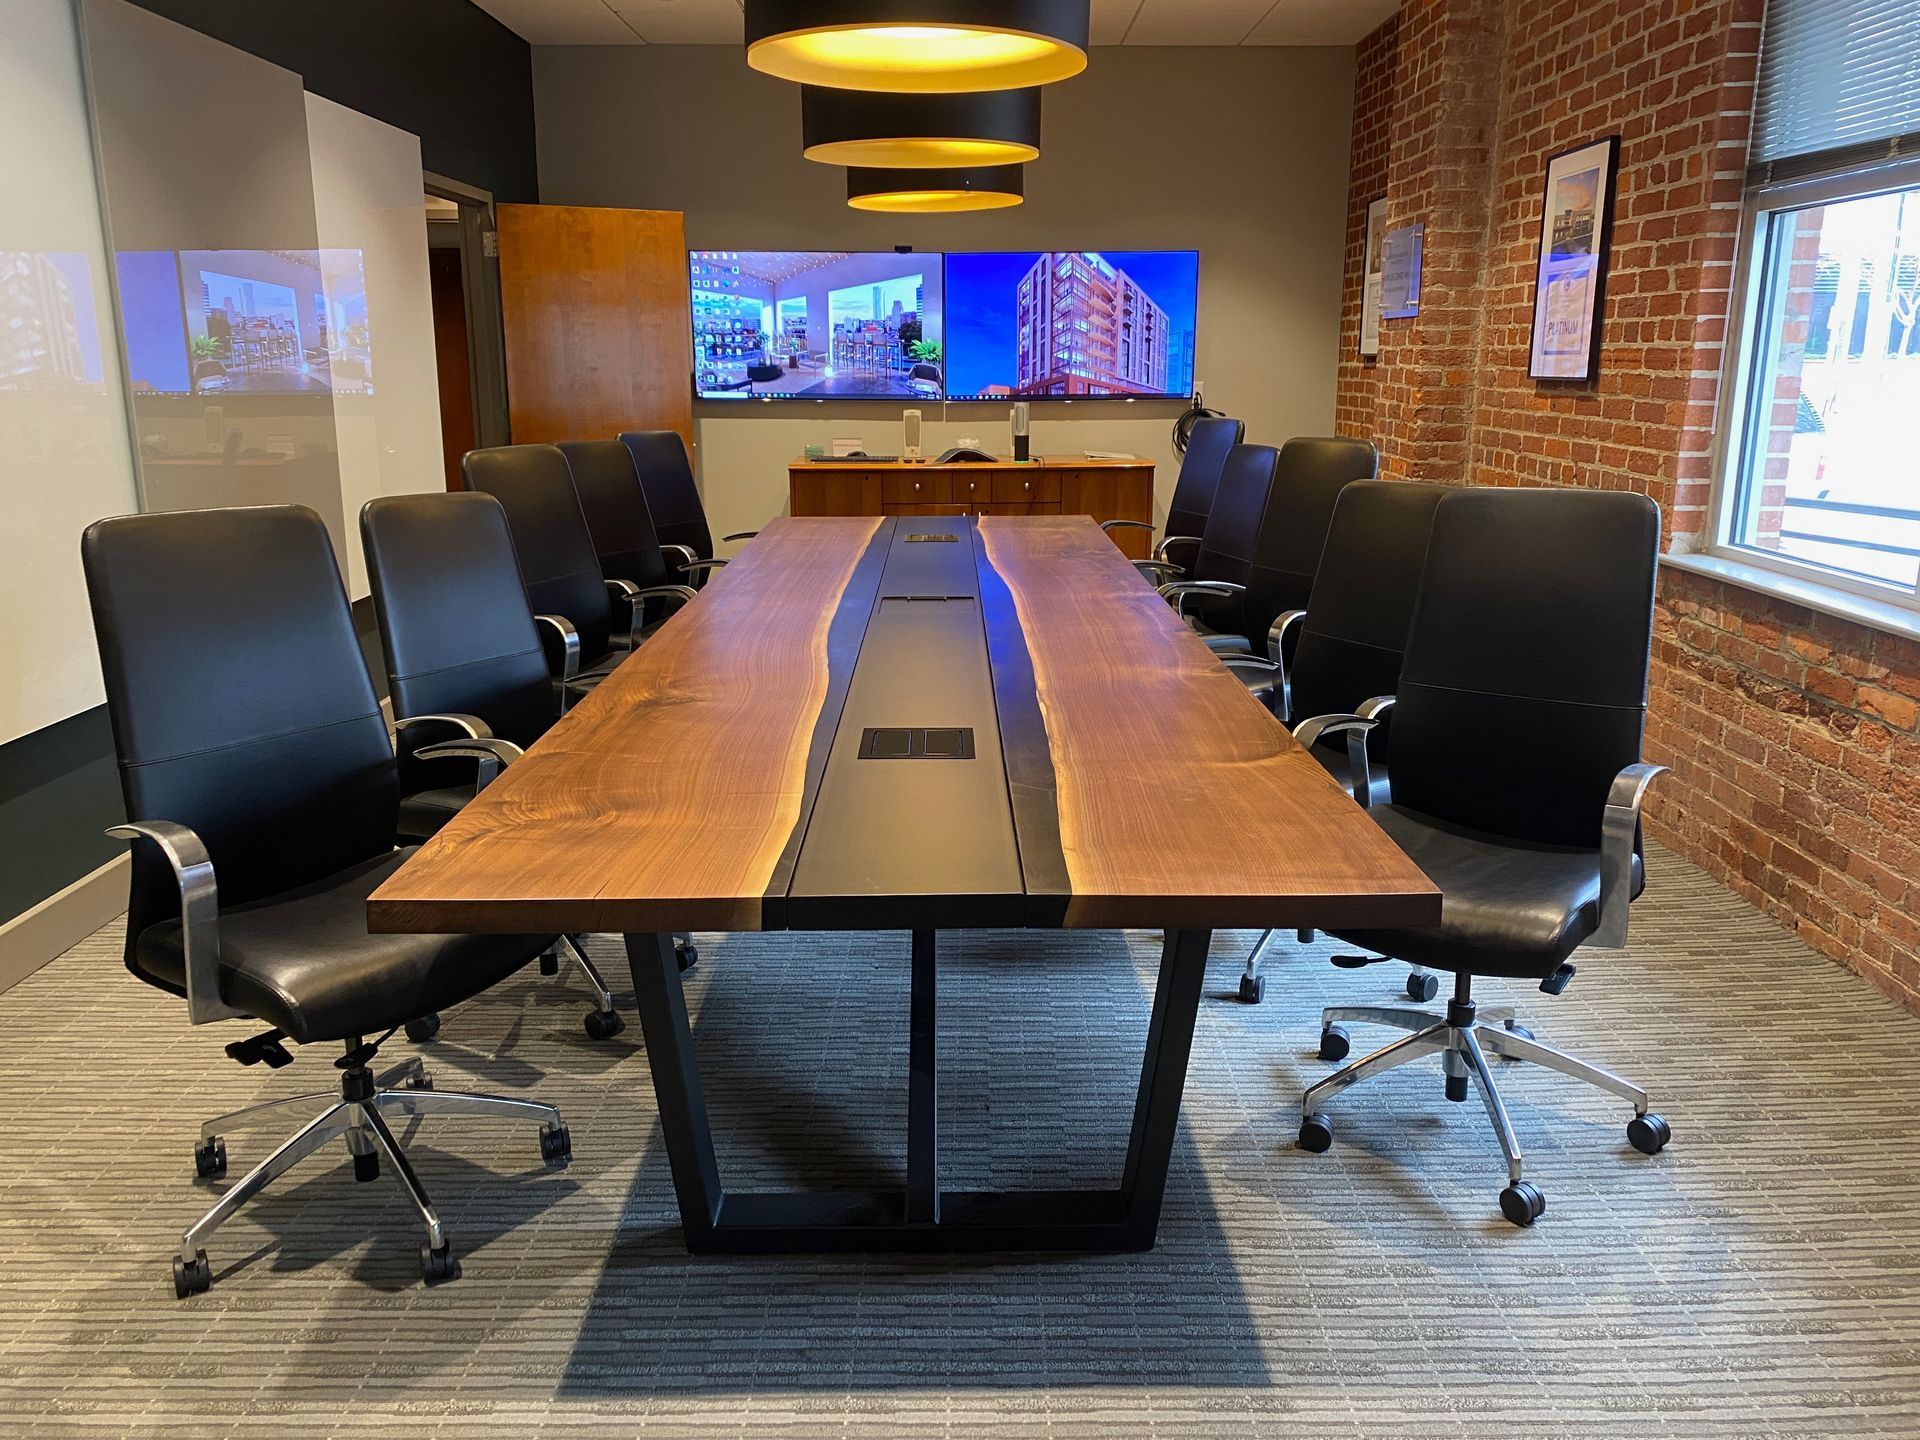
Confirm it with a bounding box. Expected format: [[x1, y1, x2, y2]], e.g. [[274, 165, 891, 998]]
[[906, 928, 939, 1225], [624, 927, 1212, 1254]]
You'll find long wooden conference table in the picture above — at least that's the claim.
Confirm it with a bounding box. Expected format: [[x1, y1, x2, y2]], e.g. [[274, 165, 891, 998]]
[[368, 514, 1439, 1254]]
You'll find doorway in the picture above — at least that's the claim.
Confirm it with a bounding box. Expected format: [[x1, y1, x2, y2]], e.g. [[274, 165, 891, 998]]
[[423, 174, 509, 489]]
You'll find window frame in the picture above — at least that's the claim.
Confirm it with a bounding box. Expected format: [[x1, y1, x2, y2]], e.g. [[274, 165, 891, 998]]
[[1708, 150, 1920, 616]]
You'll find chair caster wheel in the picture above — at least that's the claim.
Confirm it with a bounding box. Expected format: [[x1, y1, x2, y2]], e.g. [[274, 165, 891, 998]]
[[540, 1124, 573, 1166], [173, 1249, 212, 1298], [1318, 1025, 1350, 1061], [1238, 972, 1265, 1004], [584, 1008, 624, 1041], [540, 952, 560, 977], [676, 942, 698, 973], [1405, 971, 1440, 1002], [1628, 1112, 1671, 1155], [421, 1241, 459, 1285], [404, 1013, 441, 1044], [1500, 1181, 1546, 1226], [404, 1068, 434, 1091], [193, 1136, 226, 1179], [354, 1150, 380, 1183], [1298, 1115, 1334, 1153]]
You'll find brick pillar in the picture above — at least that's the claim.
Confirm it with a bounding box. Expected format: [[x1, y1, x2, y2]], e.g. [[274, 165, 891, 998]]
[[1750, 209, 1824, 550], [1371, 0, 1503, 485]]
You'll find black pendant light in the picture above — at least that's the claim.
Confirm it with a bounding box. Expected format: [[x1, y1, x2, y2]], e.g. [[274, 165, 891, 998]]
[[802, 86, 1043, 169], [846, 164, 1025, 213], [746, 1, 1090, 93]]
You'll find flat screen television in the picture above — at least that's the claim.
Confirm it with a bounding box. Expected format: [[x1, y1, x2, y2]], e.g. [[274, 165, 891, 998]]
[[944, 250, 1199, 402], [690, 250, 945, 401]]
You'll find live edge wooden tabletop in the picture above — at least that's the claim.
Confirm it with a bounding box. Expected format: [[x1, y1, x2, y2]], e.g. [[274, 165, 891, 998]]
[[367, 514, 1439, 937]]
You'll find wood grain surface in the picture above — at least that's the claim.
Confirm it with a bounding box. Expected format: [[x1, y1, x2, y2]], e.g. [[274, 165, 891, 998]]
[[975, 516, 1441, 930], [497, 204, 694, 452], [368, 517, 884, 934]]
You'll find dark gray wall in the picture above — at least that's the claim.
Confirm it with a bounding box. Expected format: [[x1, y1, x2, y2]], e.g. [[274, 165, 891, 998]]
[[126, 0, 537, 201], [0, 710, 123, 923], [531, 45, 1358, 542]]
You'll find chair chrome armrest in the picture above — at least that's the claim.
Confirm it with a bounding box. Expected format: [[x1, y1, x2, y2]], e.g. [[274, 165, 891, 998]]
[[630, 584, 701, 609], [1101, 519, 1154, 534], [1157, 579, 1244, 618], [413, 737, 525, 791], [1134, 559, 1184, 583], [1356, 695, 1396, 722], [1593, 762, 1668, 949], [602, 579, 643, 648], [721, 531, 759, 543], [659, 543, 700, 570], [104, 820, 239, 1026], [1289, 712, 1381, 807], [1219, 655, 1281, 672], [1154, 533, 1202, 565], [1262, 610, 1309, 719], [678, 558, 728, 575], [391, 713, 493, 746], [533, 614, 581, 683]]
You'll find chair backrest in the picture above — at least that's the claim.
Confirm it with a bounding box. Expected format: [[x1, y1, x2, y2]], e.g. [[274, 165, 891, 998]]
[[1183, 443, 1282, 641], [1165, 415, 1246, 543], [557, 440, 675, 592], [1289, 479, 1449, 726], [1388, 488, 1660, 848], [82, 505, 398, 977], [617, 430, 713, 562], [462, 443, 616, 665], [1238, 437, 1380, 653], [361, 492, 557, 750]]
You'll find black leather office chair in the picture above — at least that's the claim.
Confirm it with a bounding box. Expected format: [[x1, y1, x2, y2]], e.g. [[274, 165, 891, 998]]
[[1293, 488, 1672, 1226], [83, 504, 572, 1297], [1196, 436, 1378, 659], [557, 440, 700, 638], [362, 492, 631, 1039], [463, 443, 631, 706], [1102, 414, 1243, 571], [617, 429, 758, 586], [1217, 479, 1449, 1004], [1151, 442, 1282, 635]]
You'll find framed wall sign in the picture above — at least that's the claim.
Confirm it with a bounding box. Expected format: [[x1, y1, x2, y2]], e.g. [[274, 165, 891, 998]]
[[1381, 222, 1424, 320], [1360, 195, 1387, 358], [1528, 134, 1621, 381]]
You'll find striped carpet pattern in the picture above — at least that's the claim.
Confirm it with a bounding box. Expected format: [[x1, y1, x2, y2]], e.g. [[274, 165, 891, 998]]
[[2, 844, 1919, 1436]]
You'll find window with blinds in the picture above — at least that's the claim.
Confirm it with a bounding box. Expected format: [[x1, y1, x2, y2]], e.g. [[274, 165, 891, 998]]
[[1753, 0, 1920, 178]]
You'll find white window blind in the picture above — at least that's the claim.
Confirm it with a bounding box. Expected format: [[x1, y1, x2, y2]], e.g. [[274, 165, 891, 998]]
[[1753, 0, 1920, 172]]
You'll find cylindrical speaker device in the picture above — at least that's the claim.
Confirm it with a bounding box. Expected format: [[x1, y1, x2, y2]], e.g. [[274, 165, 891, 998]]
[[903, 409, 923, 461], [1011, 402, 1031, 463]]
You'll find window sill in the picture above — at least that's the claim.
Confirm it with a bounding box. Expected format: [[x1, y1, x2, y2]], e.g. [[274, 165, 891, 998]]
[[1661, 550, 1920, 643]]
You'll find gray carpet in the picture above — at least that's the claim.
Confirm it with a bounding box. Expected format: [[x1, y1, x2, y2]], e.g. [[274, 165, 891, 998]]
[[3, 843, 1920, 1437]]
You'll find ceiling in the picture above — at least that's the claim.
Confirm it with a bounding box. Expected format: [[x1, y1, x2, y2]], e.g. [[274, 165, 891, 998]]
[[471, 0, 1398, 48]]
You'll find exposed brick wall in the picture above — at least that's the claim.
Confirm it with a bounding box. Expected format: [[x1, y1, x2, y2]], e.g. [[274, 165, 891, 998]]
[[1334, 16, 1398, 440], [1337, 0, 1920, 1007]]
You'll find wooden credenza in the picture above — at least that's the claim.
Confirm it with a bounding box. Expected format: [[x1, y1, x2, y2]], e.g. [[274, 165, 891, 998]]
[[789, 456, 1155, 558]]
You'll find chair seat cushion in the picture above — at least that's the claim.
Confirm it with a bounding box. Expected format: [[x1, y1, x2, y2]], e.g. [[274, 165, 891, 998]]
[[397, 784, 476, 841], [1329, 805, 1644, 980], [132, 850, 550, 1045]]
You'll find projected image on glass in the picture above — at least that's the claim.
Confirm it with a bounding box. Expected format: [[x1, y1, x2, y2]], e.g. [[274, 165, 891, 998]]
[[946, 251, 1199, 401], [116, 249, 371, 396], [690, 251, 943, 400], [0, 252, 106, 391]]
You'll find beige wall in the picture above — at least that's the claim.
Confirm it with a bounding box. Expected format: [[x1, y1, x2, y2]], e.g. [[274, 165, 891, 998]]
[[532, 45, 1357, 542]]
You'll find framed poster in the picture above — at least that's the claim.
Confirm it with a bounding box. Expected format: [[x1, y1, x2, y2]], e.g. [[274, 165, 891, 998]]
[[1528, 135, 1620, 380], [1381, 223, 1423, 320], [1359, 196, 1387, 357]]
